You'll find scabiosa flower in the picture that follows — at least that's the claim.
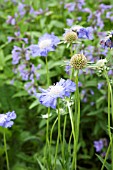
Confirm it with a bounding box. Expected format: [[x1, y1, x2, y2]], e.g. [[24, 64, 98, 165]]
[[63, 29, 78, 43], [36, 79, 76, 109], [29, 33, 60, 57], [70, 54, 87, 70], [71, 25, 94, 40], [0, 111, 16, 128]]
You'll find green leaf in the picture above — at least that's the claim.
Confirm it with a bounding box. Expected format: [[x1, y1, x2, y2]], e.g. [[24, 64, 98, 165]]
[[0, 49, 5, 70], [12, 91, 28, 98], [96, 154, 111, 170], [29, 99, 39, 109]]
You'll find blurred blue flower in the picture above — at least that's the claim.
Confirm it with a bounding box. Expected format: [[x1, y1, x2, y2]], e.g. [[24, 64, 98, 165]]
[[66, 19, 74, 26], [30, 33, 60, 57], [6, 15, 16, 25], [100, 32, 113, 48], [0, 111, 16, 128], [36, 79, 76, 109], [18, 3, 26, 16], [64, 3, 75, 12], [12, 46, 31, 65], [94, 139, 104, 152], [97, 82, 104, 90], [71, 25, 94, 40]]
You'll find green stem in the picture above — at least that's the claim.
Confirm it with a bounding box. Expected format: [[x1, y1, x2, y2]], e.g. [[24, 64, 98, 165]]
[[50, 117, 58, 145], [53, 99, 61, 169], [74, 70, 80, 170], [101, 140, 111, 170], [45, 57, 51, 168], [68, 131, 73, 154], [3, 130, 10, 170], [67, 100, 76, 170], [104, 70, 112, 140], [62, 115, 67, 168], [104, 70, 113, 170], [45, 57, 50, 87]]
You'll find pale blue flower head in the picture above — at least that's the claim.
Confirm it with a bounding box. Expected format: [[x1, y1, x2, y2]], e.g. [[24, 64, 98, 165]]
[[36, 79, 76, 109], [30, 33, 60, 57], [0, 111, 16, 128]]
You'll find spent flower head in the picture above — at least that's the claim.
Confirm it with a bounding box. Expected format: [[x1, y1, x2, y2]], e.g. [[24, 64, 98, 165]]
[[35, 79, 76, 109], [70, 54, 87, 70], [63, 29, 78, 43]]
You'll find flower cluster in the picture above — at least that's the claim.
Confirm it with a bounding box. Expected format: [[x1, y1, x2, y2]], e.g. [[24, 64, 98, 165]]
[[8, 31, 28, 44], [12, 45, 41, 94], [29, 33, 60, 57], [36, 79, 76, 109], [0, 111, 16, 128], [100, 31, 113, 48]]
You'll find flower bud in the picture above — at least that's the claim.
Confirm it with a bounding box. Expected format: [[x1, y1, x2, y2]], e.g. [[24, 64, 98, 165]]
[[64, 31, 78, 43], [96, 59, 107, 68], [70, 54, 87, 69]]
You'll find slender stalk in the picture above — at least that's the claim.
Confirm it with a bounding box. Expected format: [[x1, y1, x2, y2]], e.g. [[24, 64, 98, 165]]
[[3, 130, 10, 170], [50, 117, 58, 145], [45, 57, 50, 87], [45, 57, 51, 168], [53, 99, 61, 169], [62, 114, 67, 168], [68, 131, 73, 154], [74, 70, 80, 170], [103, 70, 113, 170], [101, 140, 111, 170], [67, 100, 76, 170], [104, 71, 112, 140]]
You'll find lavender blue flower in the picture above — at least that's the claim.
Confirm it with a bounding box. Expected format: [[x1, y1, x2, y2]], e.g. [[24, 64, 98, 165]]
[[66, 19, 74, 26], [29, 33, 60, 57], [64, 3, 75, 12], [12, 46, 31, 65], [6, 15, 16, 25], [18, 3, 26, 16], [97, 82, 104, 90], [36, 79, 76, 109], [0, 111, 16, 128], [94, 139, 104, 152], [71, 25, 94, 40]]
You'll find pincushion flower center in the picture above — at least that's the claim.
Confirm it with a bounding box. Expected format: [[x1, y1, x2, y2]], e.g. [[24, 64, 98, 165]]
[[49, 85, 64, 96], [39, 39, 52, 49], [0, 115, 6, 123]]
